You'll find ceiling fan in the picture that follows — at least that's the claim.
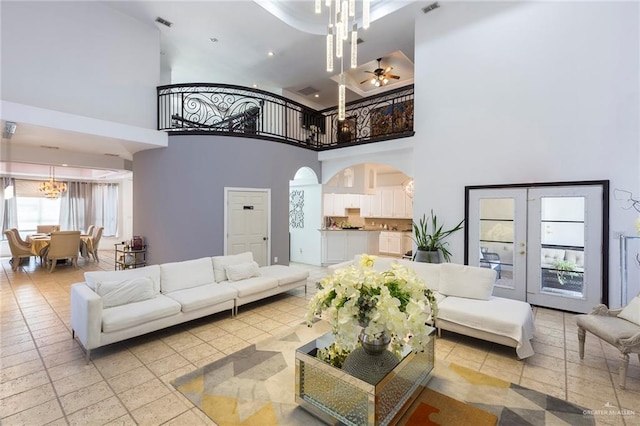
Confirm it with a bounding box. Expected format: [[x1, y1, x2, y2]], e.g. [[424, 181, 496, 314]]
[[360, 58, 400, 87]]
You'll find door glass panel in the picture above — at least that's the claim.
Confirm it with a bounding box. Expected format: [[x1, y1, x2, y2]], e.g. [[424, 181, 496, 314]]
[[479, 198, 514, 288], [539, 197, 585, 297]]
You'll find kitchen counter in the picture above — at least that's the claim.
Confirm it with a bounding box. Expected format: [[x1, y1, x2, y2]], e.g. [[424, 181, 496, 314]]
[[319, 229, 381, 265]]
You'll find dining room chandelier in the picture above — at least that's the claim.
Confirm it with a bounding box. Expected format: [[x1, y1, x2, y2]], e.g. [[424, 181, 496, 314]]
[[39, 166, 67, 199], [315, 0, 370, 121]]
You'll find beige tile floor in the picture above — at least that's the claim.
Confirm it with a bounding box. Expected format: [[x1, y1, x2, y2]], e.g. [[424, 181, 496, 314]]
[[1, 251, 639, 425]]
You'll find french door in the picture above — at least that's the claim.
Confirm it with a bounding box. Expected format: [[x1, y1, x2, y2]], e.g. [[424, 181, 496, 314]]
[[466, 182, 608, 314]]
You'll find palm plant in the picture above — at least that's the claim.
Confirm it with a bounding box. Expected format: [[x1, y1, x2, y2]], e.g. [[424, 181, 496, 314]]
[[412, 210, 464, 262]]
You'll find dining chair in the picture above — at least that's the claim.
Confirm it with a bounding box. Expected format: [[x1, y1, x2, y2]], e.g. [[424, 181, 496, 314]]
[[89, 227, 104, 262], [85, 225, 95, 237], [4, 230, 33, 271], [45, 231, 81, 273], [9, 228, 32, 248], [37, 224, 60, 234]]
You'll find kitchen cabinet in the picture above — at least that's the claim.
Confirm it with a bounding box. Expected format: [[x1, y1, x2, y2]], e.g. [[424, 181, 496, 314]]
[[344, 194, 361, 209], [323, 193, 346, 216], [320, 230, 381, 265], [379, 231, 406, 256], [365, 186, 412, 219]]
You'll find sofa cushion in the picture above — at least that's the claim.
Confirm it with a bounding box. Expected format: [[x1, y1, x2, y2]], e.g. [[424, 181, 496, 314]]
[[618, 295, 640, 326], [95, 276, 156, 308], [160, 257, 215, 294], [85, 265, 161, 294], [165, 284, 237, 313], [399, 259, 441, 291], [212, 252, 254, 282], [102, 295, 181, 333], [541, 248, 565, 267], [438, 263, 496, 300], [259, 265, 309, 286], [225, 261, 260, 282], [564, 250, 585, 269], [219, 276, 278, 298]]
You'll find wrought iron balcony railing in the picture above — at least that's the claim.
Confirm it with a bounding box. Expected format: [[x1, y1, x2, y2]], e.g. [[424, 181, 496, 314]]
[[157, 83, 414, 151]]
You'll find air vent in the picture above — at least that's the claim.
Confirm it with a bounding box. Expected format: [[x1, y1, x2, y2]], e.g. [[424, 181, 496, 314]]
[[357, 38, 364, 44], [155, 16, 173, 27], [297, 86, 320, 96], [422, 2, 440, 14], [104, 153, 120, 157], [40, 145, 59, 150]]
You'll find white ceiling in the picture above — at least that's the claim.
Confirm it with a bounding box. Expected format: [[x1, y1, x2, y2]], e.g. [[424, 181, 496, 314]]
[[1, 0, 431, 180]]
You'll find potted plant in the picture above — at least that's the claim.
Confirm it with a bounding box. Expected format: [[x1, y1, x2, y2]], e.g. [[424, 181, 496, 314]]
[[412, 210, 464, 263]]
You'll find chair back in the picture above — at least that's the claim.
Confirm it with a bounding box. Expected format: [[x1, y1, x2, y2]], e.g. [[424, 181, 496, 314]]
[[9, 228, 31, 247], [47, 231, 81, 259], [37, 225, 60, 233], [4, 230, 32, 256], [92, 227, 104, 248], [86, 225, 95, 237]]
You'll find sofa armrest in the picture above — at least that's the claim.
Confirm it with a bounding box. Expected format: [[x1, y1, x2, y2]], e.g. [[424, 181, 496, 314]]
[[590, 304, 623, 317], [70, 283, 103, 350]]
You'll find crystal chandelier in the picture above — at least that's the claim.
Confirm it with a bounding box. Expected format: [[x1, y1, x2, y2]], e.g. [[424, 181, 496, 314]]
[[316, 0, 370, 121], [39, 166, 67, 199]]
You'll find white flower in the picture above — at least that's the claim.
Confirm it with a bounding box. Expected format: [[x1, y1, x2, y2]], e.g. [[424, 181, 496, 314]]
[[307, 255, 438, 354]]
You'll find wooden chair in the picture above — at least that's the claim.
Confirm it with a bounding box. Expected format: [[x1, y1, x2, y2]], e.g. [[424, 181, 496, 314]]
[[37, 224, 60, 234], [89, 227, 104, 262], [577, 301, 640, 389], [4, 230, 33, 270], [45, 231, 81, 273]]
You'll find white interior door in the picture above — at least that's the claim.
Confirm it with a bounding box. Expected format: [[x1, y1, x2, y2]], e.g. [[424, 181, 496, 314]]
[[526, 186, 603, 313], [468, 189, 528, 301], [226, 189, 269, 266]]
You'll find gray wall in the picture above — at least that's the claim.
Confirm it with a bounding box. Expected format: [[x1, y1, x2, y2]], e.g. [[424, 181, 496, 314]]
[[133, 135, 321, 265]]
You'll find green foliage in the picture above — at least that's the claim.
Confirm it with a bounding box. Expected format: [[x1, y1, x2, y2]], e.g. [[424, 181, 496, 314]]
[[412, 210, 464, 262]]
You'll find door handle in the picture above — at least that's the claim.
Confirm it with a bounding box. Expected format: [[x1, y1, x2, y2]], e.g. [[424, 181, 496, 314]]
[[263, 237, 268, 241], [519, 251, 526, 255]]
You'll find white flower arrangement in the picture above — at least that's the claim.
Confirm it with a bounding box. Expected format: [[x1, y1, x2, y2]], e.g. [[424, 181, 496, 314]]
[[306, 254, 438, 355]]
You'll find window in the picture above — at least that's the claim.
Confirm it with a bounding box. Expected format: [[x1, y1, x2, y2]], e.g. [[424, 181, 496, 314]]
[[16, 197, 61, 233]]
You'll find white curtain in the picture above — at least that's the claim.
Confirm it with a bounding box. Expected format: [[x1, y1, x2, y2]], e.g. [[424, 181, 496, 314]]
[[59, 182, 119, 236], [1, 177, 18, 239]]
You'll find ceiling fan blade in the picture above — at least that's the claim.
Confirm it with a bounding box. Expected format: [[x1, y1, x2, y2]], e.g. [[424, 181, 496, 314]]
[[384, 66, 393, 73], [360, 78, 372, 84], [364, 70, 375, 74], [385, 74, 401, 79]]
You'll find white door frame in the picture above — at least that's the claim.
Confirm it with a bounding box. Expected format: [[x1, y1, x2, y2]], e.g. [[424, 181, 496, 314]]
[[223, 187, 271, 264], [465, 180, 610, 312]]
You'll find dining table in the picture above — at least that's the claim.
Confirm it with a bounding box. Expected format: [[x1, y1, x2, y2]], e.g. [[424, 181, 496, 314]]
[[26, 233, 94, 259]]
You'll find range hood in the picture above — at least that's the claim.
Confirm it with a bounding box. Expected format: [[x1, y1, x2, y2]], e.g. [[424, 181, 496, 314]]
[[324, 164, 377, 195]]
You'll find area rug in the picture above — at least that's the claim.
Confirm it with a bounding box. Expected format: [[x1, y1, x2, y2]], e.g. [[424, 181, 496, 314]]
[[171, 321, 594, 426]]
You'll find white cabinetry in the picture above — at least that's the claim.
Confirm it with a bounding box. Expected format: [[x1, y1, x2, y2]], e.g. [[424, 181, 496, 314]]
[[323, 193, 346, 216], [321, 230, 381, 265], [344, 194, 360, 209], [379, 231, 402, 255], [365, 186, 412, 219]]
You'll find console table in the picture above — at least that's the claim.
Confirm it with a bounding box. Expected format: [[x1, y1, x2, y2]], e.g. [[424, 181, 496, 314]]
[[295, 328, 435, 426]]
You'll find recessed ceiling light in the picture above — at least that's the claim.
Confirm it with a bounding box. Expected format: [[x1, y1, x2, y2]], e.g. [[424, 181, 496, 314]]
[[61, 164, 68, 167], [267, 51, 275, 57], [314, 94, 320, 98], [252, 84, 258, 88]]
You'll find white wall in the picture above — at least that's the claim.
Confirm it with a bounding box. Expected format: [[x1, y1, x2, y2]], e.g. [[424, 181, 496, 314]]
[[289, 182, 323, 265], [414, 2, 640, 307], [1, 1, 160, 129]]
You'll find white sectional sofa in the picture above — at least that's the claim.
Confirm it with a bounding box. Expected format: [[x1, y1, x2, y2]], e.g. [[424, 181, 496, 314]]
[[70, 252, 309, 361], [329, 255, 536, 359]]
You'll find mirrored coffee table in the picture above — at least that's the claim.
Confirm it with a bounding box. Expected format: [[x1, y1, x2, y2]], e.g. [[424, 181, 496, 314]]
[[295, 327, 435, 426]]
